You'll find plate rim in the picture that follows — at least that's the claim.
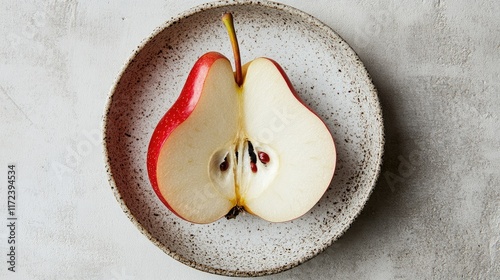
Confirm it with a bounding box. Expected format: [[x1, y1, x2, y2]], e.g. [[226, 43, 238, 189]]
[[102, 0, 385, 277]]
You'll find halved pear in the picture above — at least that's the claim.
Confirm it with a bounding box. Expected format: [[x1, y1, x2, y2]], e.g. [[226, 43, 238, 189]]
[[147, 52, 336, 224], [240, 58, 336, 222], [147, 52, 239, 223]]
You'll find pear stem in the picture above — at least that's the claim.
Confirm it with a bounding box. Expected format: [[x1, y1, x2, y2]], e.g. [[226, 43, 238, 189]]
[[222, 13, 243, 86]]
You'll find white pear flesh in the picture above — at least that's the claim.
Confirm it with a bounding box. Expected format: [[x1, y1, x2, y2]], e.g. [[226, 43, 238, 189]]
[[241, 58, 336, 222], [156, 59, 239, 223], [155, 56, 336, 224]]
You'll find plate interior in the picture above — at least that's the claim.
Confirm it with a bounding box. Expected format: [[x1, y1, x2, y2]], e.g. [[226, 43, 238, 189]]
[[104, 1, 383, 276]]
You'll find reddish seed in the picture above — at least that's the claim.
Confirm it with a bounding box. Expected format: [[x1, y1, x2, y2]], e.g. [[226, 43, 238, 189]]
[[250, 162, 257, 173], [219, 162, 228, 171], [258, 152, 270, 164]]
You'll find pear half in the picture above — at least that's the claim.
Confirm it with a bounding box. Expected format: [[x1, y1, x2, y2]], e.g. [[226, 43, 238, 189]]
[[147, 52, 336, 224]]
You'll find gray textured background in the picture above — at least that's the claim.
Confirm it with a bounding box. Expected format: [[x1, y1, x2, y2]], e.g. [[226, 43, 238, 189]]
[[0, 0, 498, 279]]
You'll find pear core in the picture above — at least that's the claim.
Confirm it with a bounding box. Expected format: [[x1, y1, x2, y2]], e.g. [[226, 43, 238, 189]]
[[154, 55, 336, 224]]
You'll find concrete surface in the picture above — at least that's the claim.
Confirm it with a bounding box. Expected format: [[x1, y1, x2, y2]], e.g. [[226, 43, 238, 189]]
[[0, 0, 499, 279]]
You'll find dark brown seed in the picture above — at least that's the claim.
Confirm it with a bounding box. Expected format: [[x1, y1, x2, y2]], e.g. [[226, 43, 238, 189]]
[[220, 156, 229, 171], [247, 140, 257, 164]]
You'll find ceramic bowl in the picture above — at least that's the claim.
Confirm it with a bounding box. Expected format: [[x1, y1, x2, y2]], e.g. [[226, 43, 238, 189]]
[[103, 0, 384, 276]]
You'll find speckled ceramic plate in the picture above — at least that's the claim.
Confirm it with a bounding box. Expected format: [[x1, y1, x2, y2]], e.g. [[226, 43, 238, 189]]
[[103, 0, 383, 277]]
